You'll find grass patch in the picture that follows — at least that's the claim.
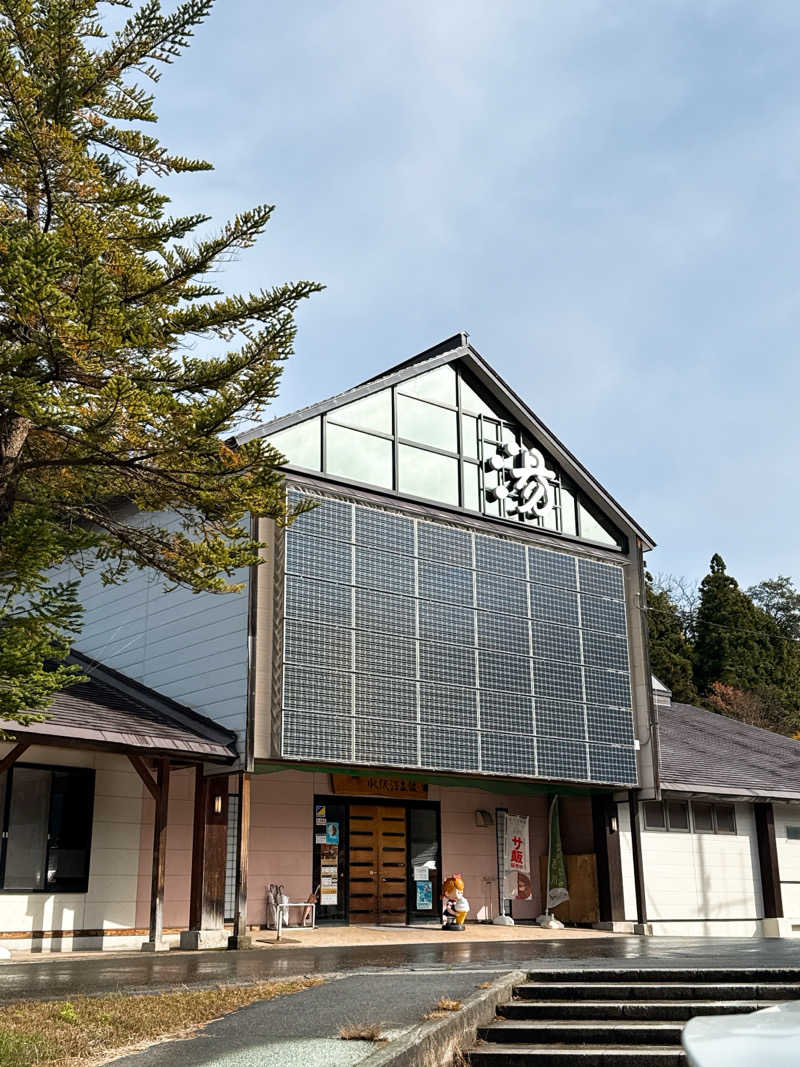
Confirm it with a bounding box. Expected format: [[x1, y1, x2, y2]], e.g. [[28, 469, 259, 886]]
[[423, 996, 464, 1021], [338, 1022, 384, 1042], [0, 976, 321, 1066]]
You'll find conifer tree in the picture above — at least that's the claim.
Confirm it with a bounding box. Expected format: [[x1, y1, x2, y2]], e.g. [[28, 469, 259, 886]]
[[0, 0, 322, 722], [693, 555, 785, 696], [645, 575, 697, 703]]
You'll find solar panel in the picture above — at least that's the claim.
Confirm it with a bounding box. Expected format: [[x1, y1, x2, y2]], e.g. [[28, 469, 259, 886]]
[[279, 489, 638, 785]]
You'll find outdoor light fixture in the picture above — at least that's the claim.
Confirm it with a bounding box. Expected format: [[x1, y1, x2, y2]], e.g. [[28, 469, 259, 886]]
[[213, 795, 223, 815]]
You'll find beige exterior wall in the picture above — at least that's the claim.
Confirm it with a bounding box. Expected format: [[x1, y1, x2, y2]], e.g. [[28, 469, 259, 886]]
[[772, 803, 800, 929], [618, 799, 765, 937], [0, 744, 146, 949]]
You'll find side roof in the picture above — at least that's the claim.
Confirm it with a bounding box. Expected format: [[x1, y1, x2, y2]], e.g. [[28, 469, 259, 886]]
[[236, 333, 655, 550], [0, 651, 239, 763], [659, 700, 800, 802]]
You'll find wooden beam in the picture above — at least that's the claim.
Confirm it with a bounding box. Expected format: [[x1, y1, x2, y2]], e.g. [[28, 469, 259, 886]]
[[592, 794, 625, 924], [229, 771, 251, 949], [755, 802, 783, 919], [142, 759, 170, 952], [0, 742, 30, 777], [128, 755, 159, 802]]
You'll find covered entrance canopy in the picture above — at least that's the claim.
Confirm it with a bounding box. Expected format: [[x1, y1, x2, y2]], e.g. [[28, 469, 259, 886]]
[[0, 650, 238, 951]]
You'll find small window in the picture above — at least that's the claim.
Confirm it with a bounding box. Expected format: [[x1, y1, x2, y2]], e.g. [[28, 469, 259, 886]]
[[578, 502, 621, 549], [714, 805, 736, 835], [0, 765, 95, 893], [397, 366, 457, 407], [329, 390, 392, 435], [643, 801, 666, 830], [692, 802, 715, 833], [266, 417, 321, 471], [398, 444, 459, 506], [666, 800, 690, 832], [397, 394, 458, 453], [786, 826, 800, 841], [325, 423, 393, 489], [462, 462, 480, 512]]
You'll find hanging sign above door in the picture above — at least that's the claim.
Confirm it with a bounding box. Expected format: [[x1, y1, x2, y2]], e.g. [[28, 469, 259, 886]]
[[330, 774, 428, 799]]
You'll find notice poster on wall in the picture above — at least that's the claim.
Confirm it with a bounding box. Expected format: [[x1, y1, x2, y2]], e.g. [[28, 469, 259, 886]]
[[321, 886, 338, 905], [320, 843, 338, 865], [416, 881, 433, 910], [325, 822, 339, 845], [315, 804, 327, 826], [315, 834, 327, 844], [413, 866, 430, 882]]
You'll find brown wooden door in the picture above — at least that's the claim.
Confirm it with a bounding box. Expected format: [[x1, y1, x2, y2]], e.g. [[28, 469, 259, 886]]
[[348, 805, 407, 924]]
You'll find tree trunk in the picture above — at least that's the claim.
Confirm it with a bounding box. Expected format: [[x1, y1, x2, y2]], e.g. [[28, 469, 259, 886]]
[[0, 411, 32, 526]]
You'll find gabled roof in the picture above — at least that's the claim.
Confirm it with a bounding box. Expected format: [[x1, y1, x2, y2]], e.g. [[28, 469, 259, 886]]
[[238, 333, 655, 550], [659, 700, 800, 801], [0, 651, 238, 763]]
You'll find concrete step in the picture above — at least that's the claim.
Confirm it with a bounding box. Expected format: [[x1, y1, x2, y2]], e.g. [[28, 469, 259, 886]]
[[513, 981, 800, 1001], [467, 1045, 686, 1066], [499, 999, 771, 1021], [478, 1020, 684, 1045], [524, 968, 800, 984]]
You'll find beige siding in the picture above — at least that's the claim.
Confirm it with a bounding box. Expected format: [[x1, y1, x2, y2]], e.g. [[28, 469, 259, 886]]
[[773, 804, 800, 920], [0, 745, 145, 942]]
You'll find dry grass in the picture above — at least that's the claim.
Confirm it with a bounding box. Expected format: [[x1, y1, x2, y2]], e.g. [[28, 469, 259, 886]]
[[423, 996, 464, 1020], [338, 1022, 385, 1042], [0, 976, 321, 1066]]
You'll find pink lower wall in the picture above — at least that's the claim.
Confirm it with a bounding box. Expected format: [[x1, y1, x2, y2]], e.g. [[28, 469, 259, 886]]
[[136, 770, 592, 928]]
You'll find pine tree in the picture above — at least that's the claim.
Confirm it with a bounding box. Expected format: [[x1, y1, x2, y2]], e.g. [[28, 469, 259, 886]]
[[693, 555, 785, 696], [645, 576, 697, 703], [0, 1, 322, 722]]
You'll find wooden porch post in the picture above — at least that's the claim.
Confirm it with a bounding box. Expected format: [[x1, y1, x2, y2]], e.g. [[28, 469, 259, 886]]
[[229, 771, 252, 949], [180, 768, 229, 950], [627, 789, 649, 932], [591, 794, 625, 926], [142, 759, 171, 952], [755, 802, 784, 925]]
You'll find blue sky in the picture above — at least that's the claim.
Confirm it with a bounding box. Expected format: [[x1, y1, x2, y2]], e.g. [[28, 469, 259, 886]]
[[152, 1, 800, 588]]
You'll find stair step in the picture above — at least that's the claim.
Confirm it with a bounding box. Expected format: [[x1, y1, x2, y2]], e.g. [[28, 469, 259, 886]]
[[499, 999, 770, 1021], [479, 1021, 684, 1045], [524, 968, 800, 984], [467, 1044, 686, 1066], [514, 981, 800, 1001]]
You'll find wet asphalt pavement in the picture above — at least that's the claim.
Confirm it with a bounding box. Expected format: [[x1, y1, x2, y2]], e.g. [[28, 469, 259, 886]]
[[2, 936, 800, 1003]]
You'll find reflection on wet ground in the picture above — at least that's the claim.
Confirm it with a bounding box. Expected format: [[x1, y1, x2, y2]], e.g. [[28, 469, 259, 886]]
[[2, 936, 800, 1003]]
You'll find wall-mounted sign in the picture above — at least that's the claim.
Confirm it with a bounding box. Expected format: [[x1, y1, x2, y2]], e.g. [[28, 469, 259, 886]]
[[487, 443, 556, 518], [330, 774, 428, 799]]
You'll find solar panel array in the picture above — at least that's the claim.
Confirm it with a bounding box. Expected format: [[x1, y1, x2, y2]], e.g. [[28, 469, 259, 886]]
[[280, 489, 638, 785]]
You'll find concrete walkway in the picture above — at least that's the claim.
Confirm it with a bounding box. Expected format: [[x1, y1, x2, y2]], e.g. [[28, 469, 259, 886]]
[[2, 935, 800, 1004]]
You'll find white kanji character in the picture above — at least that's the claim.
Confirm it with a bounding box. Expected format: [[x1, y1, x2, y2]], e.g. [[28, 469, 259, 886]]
[[488, 443, 556, 517]]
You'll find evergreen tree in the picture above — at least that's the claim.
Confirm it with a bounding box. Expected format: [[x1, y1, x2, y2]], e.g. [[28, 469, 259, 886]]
[[645, 575, 697, 703], [748, 576, 800, 640], [693, 555, 786, 696], [0, 0, 322, 722]]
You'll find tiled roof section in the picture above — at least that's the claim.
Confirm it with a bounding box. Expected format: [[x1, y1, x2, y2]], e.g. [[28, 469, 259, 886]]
[[659, 700, 800, 799], [0, 652, 238, 762]]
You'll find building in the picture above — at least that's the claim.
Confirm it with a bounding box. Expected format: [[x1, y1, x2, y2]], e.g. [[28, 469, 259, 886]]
[[0, 333, 797, 950]]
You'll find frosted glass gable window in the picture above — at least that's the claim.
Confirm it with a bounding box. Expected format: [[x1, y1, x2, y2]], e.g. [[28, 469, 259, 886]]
[[326, 422, 393, 489], [397, 395, 458, 453], [266, 417, 321, 471], [398, 444, 458, 505], [397, 365, 457, 406], [330, 389, 392, 435], [460, 377, 501, 418], [579, 503, 620, 548]]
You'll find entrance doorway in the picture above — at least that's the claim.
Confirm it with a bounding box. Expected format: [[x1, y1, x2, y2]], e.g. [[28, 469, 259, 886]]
[[348, 804, 407, 923]]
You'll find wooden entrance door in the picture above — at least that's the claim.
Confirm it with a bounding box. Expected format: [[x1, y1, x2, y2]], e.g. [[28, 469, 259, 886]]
[[348, 805, 407, 923]]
